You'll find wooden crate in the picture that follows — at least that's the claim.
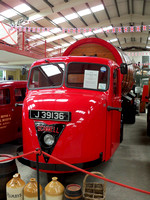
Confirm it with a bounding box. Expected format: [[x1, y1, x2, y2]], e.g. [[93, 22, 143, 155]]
[[83, 172, 106, 200]]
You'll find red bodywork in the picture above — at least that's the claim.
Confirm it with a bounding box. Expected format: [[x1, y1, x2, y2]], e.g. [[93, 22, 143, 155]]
[[20, 38, 134, 173], [22, 56, 122, 173], [0, 81, 27, 144]]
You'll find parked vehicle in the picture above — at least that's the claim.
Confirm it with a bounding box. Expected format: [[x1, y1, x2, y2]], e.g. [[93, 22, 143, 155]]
[[141, 78, 150, 136], [0, 81, 27, 144], [18, 38, 135, 173]]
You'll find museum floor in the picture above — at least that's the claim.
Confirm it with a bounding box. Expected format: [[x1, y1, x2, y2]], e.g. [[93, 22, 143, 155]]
[[0, 113, 150, 200]]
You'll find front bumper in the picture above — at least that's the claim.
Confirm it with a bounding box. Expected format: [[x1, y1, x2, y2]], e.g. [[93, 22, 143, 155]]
[[17, 146, 103, 172]]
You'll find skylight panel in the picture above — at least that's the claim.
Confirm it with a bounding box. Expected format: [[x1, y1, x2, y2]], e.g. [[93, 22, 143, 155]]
[[65, 13, 78, 20], [14, 3, 31, 13], [52, 17, 66, 24], [103, 26, 113, 31], [51, 28, 61, 34], [84, 32, 94, 36], [46, 33, 69, 43], [1, 9, 17, 18], [109, 38, 118, 43], [40, 31, 52, 37], [30, 34, 42, 40], [54, 46, 62, 49], [74, 34, 84, 39], [47, 48, 54, 52], [61, 43, 70, 47], [93, 26, 112, 34], [91, 4, 104, 12], [93, 29, 103, 34], [78, 9, 91, 17], [29, 14, 43, 21]]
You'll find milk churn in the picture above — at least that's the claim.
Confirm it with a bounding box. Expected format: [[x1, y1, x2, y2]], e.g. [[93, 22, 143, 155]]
[[45, 177, 64, 200], [24, 178, 43, 200], [6, 173, 25, 200]]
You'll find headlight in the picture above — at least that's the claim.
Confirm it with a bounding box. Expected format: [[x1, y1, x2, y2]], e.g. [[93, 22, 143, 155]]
[[43, 134, 54, 146]]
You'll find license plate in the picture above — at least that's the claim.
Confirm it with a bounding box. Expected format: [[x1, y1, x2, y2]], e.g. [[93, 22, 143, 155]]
[[29, 110, 71, 122]]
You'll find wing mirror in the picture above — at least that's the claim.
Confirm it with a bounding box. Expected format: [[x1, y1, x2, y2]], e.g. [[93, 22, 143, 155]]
[[120, 63, 127, 74]]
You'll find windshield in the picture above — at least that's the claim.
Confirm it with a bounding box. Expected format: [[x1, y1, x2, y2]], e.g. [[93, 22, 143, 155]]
[[28, 63, 65, 89], [67, 62, 109, 90]]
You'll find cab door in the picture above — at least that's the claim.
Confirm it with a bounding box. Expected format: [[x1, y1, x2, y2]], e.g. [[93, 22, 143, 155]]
[[111, 68, 122, 155], [0, 87, 15, 144], [13, 87, 26, 139]]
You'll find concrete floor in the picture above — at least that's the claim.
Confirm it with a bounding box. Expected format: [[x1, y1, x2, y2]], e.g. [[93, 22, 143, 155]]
[[0, 113, 150, 200]]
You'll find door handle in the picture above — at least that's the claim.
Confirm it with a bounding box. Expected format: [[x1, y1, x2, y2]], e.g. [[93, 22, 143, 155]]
[[15, 103, 23, 107], [107, 106, 122, 112]]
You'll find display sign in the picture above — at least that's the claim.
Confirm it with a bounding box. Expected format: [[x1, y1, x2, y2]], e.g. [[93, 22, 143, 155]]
[[83, 70, 99, 89]]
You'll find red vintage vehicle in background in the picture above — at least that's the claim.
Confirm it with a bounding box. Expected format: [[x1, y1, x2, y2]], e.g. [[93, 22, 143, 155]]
[[0, 81, 27, 144], [18, 38, 135, 173], [141, 78, 150, 136]]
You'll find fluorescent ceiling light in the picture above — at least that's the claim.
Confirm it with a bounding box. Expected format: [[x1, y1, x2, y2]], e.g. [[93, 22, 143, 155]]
[[74, 34, 84, 39], [51, 28, 61, 33], [78, 9, 91, 16], [146, 46, 150, 49], [66, 13, 78, 20], [14, 3, 31, 13], [1, 9, 17, 18], [52, 17, 66, 24], [91, 4, 104, 12], [47, 48, 54, 52], [148, 37, 150, 40], [30, 34, 42, 40], [40, 31, 52, 37], [46, 33, 69, 43], [84, 32, 94, 36], [29, 14, 43, 21]]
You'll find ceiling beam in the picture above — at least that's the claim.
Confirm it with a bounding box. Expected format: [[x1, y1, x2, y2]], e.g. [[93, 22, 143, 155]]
[[43, 0, 54, 8], [20, 0, 40, 12], [71, 7, 88, 26], [142, 0, 146, 15], [85, 3, 99, 23], [127, 0, 130, 14], [132, 0, 134, 14], [114, 0, 120, 17]]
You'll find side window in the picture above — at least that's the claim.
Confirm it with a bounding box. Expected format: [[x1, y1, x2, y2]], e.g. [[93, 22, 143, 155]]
[[14, 88, 26, 102], [113, 69, 119, 96], [0, 89, 10, 105]]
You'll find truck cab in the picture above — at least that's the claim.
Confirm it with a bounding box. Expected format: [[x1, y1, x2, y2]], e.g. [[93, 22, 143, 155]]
[[0, 81, 27, 144]]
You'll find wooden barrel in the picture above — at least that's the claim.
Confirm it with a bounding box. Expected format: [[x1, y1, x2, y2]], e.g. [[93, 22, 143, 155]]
[[0, 154, 18, 200], [64, 184, 82, 200]]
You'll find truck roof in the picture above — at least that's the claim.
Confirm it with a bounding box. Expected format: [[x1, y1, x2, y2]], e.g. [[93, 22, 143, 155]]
[[0, 80, 27, 87], [31, 56, 117, 68]]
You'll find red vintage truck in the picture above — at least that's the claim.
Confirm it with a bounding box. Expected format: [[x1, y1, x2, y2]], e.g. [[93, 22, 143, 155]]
[[0, 81, 27, 144], [18, 38, 135, 173]]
